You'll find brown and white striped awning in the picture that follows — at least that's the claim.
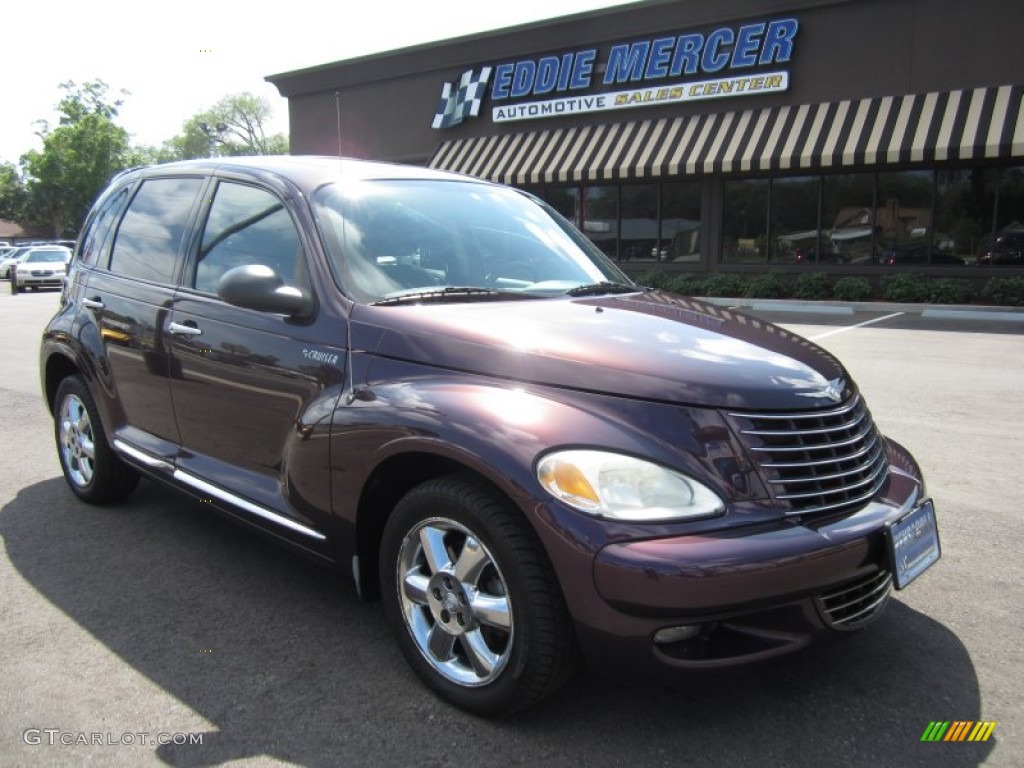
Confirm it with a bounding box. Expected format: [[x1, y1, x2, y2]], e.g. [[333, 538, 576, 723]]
[[429, 84, 1024, 185]]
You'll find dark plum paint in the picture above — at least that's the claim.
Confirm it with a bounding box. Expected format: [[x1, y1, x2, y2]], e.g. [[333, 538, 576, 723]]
[[40, 156, 932, 692]]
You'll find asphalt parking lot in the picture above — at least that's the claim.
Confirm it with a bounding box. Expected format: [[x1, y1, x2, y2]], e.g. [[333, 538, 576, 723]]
[[1, 288, 1021, 767]]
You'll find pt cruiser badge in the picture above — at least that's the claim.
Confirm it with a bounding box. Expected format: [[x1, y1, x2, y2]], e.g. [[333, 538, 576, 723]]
[[797, 378, 846, 402], [40, 156, 939, 716]]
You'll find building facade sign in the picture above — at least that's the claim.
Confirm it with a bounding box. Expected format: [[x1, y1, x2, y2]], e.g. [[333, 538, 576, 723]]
[[432, 18, 798, 129]]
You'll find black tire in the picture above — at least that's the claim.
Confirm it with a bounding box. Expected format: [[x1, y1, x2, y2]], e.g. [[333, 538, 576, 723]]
[[54, 376, 140, 504], [380, 474, 577, 716]]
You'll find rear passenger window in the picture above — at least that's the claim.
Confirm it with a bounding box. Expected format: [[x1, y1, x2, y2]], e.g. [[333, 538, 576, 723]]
[[194, 182, 308, 295], [79, 184, 131, 267], [110, 177, 203, 283]]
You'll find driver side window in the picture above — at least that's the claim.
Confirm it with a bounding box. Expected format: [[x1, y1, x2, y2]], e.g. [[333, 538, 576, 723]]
[[195, 182, 309, 295]]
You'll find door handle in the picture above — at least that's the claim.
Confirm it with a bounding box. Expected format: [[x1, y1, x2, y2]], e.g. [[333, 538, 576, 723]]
[[82, 297, 104, 310], [168, 322, 202, 336]]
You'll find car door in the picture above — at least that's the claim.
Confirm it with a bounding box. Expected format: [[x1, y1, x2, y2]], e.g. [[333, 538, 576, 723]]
[[81, 175, 206, 463], [166, 177, 346, 555]]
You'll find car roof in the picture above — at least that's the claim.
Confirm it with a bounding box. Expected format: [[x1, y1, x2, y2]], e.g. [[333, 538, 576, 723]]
[[124, 155, 487, 197]]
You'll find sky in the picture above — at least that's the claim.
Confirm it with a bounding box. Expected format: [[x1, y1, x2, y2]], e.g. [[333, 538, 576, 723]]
[[1, 0, 634, 165]]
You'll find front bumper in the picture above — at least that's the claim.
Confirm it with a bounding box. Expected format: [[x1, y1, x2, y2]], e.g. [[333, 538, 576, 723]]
[[531, 439, 927, 679], [19, 276, 64, 288]]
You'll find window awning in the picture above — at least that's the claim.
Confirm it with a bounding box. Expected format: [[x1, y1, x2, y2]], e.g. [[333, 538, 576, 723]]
[[429, 84, 1024, 185]]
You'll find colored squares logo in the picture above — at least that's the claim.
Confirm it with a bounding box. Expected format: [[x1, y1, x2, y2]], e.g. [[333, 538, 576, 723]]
[[921, 721, 997, 742]]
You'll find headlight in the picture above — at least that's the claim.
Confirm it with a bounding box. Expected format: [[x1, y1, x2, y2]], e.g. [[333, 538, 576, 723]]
[[536, 450, 724, 522]]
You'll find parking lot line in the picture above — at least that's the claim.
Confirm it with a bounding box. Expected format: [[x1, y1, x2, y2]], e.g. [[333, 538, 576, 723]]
[[808, 312, 905, 341]]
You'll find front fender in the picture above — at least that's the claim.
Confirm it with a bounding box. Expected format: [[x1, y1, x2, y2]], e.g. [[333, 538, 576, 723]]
[[329, 356, 768, 530]]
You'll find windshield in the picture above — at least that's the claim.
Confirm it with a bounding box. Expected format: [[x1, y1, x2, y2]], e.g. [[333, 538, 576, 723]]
[[312, 179, 632, 303], [26, 250, 68, 263]]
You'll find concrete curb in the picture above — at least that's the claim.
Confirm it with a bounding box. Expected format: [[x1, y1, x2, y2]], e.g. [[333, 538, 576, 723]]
[[698, 296, 1024, 322]]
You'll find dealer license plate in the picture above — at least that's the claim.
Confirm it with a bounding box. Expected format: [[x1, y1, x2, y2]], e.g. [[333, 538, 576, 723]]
[[885, 499, 941, 590]]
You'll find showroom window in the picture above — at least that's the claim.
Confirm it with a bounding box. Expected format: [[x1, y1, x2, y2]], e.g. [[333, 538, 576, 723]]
[[582, 186, 618, 259], [545, 187, 580, 227], [660, 181, 702, 264], [995, 165, 1024, 232], [821, 173, 876, 265], [770, 176, 821, 264], [620, 184, 658, 263], [721, 178, 769, 264], [540, 181, 704, 263], [721, 165, 1024, 268], [935, 169, 997, 263]]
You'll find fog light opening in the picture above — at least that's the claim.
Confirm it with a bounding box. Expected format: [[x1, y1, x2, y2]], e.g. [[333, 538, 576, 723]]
[[654, 625, 703, 644]]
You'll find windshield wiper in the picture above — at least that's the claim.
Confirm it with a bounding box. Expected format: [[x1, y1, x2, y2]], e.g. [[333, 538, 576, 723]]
[[371, 286, 536, 306], [563, 281, 639, 297]]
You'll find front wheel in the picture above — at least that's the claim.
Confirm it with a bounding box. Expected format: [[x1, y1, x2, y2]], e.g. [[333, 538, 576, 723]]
[[380, 474, 577, 716], [54, 376, 139, 504]]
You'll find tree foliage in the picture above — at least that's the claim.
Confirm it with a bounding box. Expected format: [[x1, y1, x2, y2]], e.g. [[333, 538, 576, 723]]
[[0, 162, 27, 223], [161, 92, 289, 160], [20, 80, 132, 237], [9, 82, 290, 236]]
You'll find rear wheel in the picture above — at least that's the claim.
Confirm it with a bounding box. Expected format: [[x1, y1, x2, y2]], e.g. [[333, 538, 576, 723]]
[[380, 474, 577, 716], [54, 376, 139, 504]]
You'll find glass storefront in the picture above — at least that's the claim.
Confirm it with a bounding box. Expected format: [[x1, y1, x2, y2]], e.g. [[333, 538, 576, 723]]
[[721, 178, 768, 264], [537, 163, 1024, 269], [539, 181, 701, 264], [661, 181, 702, 264], [822, 173, 875, 265], [769, 176, 820, 264]]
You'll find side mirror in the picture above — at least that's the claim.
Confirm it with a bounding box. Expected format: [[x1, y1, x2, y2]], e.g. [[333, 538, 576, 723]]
[[217, 264, 313, 317]]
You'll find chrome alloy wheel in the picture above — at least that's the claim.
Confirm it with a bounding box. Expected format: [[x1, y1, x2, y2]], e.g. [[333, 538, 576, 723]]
[[396, 517, 514, 687], [59, 393, 96, 488]]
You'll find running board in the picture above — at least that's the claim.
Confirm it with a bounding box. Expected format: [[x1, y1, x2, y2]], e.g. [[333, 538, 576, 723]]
[[112, 439, 326, 542], [172, 469, 327, 542], [113, 438, 174, 472]]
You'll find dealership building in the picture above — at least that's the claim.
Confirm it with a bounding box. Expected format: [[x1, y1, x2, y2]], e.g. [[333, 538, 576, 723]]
[[267, 0, 1024, 276]]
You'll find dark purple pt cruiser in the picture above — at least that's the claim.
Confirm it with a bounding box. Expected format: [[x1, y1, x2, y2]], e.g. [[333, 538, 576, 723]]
[[40, 156, 940, 715]]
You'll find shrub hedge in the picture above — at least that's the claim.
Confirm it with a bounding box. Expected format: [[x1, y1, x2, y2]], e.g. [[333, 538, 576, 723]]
[[631, 269, 1024, 306]]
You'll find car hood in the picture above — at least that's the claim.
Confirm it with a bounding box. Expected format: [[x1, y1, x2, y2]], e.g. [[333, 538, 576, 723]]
[[351, 290, 851, 410]]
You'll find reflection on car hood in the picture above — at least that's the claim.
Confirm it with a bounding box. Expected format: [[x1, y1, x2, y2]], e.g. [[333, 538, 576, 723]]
[[352, 290, 850, 410]]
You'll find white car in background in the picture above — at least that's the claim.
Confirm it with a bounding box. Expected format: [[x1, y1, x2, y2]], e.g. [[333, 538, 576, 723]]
[[10, 246, 71, 293], [0, 246, 31, 279]]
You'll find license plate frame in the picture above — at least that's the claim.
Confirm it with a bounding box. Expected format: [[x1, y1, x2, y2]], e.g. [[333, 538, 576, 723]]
[[885, 499, 941, 590]]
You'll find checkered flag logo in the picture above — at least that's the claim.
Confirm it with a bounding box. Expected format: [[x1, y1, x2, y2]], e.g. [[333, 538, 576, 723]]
[[432, 67, 492, 130]]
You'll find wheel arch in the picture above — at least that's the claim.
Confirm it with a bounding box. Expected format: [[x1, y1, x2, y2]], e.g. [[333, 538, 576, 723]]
[[43, 352, 83, 415], [353, 449, 528, 602]]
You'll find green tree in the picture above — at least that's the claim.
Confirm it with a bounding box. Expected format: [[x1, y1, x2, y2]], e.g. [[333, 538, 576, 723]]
[[21, 80, 132, 237], [162, 92, 289, 160], [0, 162, 27, 222]]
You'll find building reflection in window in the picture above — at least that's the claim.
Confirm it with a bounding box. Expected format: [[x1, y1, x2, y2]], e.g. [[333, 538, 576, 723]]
[[875, 170, 934, 264], [661, 181, 701, 264], [582, 185, 618, 260], [822, 172, 875, 265], [936, 169, 997, 265], [620, 184, 658, 262], [542, 164, 1024, 268], [771, 175, 820, 264], [545, 187, 580, 227], [722, 178, 768, 263]]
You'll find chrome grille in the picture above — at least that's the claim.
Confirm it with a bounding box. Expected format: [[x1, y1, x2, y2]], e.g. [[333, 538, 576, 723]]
[[816, 570, 893, 630], [728, 394, 889, 516]]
